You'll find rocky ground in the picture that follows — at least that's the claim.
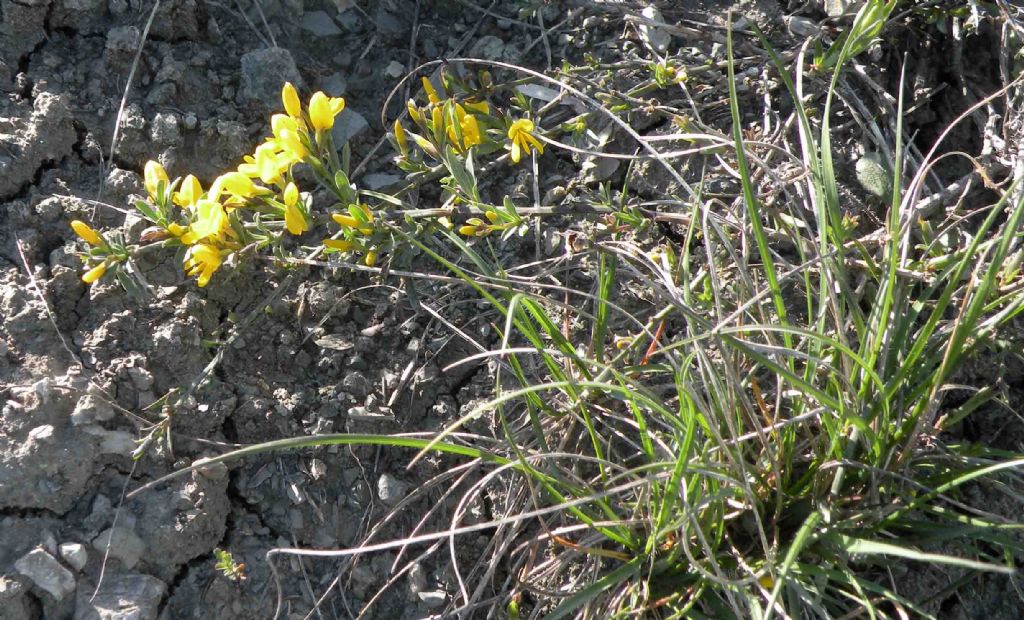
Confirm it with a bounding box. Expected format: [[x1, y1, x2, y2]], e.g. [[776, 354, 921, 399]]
[[1, 0, 1022, 618], [0, 1, 531, 617]]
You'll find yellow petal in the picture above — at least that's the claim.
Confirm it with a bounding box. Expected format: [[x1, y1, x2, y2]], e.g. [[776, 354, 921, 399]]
[[282, 82, 301, 118], [283, 182, 299, 207], [284, 202, 307, 235], [184, 243, 223, 287], [308, 92, 334, 131], [458, 225, 477, 236], [464, 100, 490, 115], [526, 133, 545, 154], [460, 114, 481, 148], [332, 213, 360, 228], [364, 250, 378, 267], [82, 263, 107, 284], [71, 220, 102, 246], [216, 172, 259, 199], [323, 239, 354, 251], [173, 175, 203, 208], [144, 160, 168, 200], [407, 100, 422, 124], [421, 77, 440, 104], [393, 119, 408, 153], [356, 203, 374, 223], [431, 107, 443, 135]]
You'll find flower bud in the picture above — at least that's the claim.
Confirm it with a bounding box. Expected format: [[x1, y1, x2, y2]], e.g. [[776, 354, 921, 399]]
[[71, 220, 103, 246], [82, 263, 107, 284]]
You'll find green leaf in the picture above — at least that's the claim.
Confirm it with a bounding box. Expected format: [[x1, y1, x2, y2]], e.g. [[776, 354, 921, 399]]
[[443, 145, 481, 202], [837, 535, 1015, 574]]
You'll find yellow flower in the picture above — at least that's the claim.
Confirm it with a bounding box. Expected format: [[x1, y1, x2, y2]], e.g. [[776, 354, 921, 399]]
[[332, 204, 374, 235], [282, 182, 307, 235], [238, 142, 291, 185], [144, 160, 169, 200], [308, 91, 345, 132], [458, 217, 490, 236], [430, 106, 443, 136], [180, 198, 228, 245], [508, 119, 544, 164], [166, 222, 187, 237], [323, 239, 354, 251], [173, 175, 203, 208], [457, 109, 482, 149], [282, 82, 301, 118], [393, 119, 408, 155], [71, 220, 103, 246], [464, 100, 490, 115], [364, 250, 378, 267], [184, 243, 223, 287], [407, 100, 423, 124], [210, 171, 265, 203], [445, 104, 482, 151], [270, 114, 309, 160], [421, 76, 440, 104], [82, 262, 107, 284]]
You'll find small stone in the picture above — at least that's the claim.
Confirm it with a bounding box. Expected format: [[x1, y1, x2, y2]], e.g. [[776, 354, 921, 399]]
[[149, 112, 180, 145], [468, 35, 505, 61], [41, 531, 58, 556], [194, 459, 228, 482], [105, 26, 140, 55], [374, 7, 403, 35], [71, 395, 115, 426], [825, 0, 860, 17], [301, 10, 342, 37], [497, 18, 512, 30], [81, 426, 135, 455], [321, 73, 347, 97], [418, 590, 447, 608], [855, 152, 891, 199], [14, 548, 76, 601], [331, 108, 368, 145], [74, 572, 165, 620], [639, 6, 671, 54], [59, 543, 88, 572], [784, 15, 820, 38], [28, 425, 55, 442], [0, 574, 25, 598], [377, 473, 408, 506], [92, 527, 145, 570], [183, 113, 198, 130], [239, 47, 302, 109], [383, 60, 404, 78], [126, 366, 153, 391], [407, 561, 427, 594]]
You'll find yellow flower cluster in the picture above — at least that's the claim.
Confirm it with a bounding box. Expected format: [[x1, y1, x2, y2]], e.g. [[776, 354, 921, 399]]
[[399, 77, 490, 158], [135, 83, 346, 287], [394, 76, 544, 167]]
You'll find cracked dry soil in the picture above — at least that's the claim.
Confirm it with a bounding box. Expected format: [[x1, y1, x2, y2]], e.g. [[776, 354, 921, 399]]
[[0, 1, 516, 617]]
